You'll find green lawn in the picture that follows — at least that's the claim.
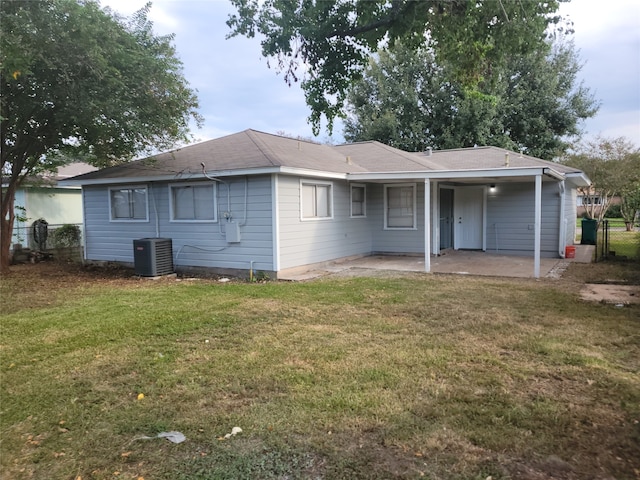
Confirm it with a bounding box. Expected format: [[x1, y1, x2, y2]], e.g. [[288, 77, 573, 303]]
[[576, 217, 636, 229], [607, 231, 640, 259], [575, 218, 640, 259], [1, 264, 639, 479]]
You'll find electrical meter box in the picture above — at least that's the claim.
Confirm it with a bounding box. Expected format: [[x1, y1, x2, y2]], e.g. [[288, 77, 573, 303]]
[[225, 222, 241, 243]]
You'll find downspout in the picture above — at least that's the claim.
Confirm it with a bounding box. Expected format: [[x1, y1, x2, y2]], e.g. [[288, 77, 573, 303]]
[[558, 181, 566, 258], [239, 176, 248, 226], [201, 163, 230, 236], [149, 183, 160, 238]]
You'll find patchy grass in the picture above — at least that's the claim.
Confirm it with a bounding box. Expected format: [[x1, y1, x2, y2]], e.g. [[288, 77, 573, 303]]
[[1, 262, 639, 480], [560, 261, 640, 285]]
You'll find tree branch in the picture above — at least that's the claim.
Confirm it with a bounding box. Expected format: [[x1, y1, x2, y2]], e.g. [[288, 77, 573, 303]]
[[326, 0, 410, 39]]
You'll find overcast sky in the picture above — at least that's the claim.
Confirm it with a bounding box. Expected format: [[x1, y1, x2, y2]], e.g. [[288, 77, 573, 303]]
[[102, 0, 640, 150]]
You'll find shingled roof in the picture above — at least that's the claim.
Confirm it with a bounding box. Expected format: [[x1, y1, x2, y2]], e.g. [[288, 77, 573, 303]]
[[420, 146, 579, 174], [64, 129, 583, 184]]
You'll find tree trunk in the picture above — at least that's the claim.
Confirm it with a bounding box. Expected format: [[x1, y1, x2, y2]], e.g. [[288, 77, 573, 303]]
[[0, 183, 17, 275]]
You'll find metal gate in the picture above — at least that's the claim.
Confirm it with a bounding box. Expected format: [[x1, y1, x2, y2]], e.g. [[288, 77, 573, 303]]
[[595, 220, 608, 262]]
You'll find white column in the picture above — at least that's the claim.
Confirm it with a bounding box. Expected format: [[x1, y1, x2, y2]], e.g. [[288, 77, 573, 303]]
[[425, 179, 431, 272], [431, 180, 439, 255], [534, 174, 542, 278]]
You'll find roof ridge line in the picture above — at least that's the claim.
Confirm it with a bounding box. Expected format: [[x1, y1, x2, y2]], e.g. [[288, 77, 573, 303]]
[[373, 142, 442, 169], [430, 146, 492, 153], [245, 130, 281, 167], [248, 128, 325, 146]]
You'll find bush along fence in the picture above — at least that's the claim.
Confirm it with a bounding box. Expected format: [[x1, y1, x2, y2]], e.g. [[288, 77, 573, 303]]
[[11, 222, 83, 263], [594, 219, 640, 261]]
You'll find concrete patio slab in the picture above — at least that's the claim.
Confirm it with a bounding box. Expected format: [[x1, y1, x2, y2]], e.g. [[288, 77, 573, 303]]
[[278, 250, 572, 281]]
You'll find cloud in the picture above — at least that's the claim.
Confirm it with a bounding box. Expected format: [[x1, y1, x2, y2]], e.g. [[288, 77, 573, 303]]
[[561, 0, 639, 45], [100, 0, 638, 147], [581, 110, 640, 143], [559, 0, 640, 146], [101, 0, 179, 33]]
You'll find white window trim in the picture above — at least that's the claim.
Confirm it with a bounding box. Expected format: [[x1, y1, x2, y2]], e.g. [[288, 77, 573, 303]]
[[384, 183, 417, 230], [169, 182, 217, 223], [300, 179, 334, 221], [350, 183, 367, 218], [108, 185, 149, 222]]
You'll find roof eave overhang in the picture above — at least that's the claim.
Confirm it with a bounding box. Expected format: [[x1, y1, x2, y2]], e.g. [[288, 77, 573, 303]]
[[59, 166, 349, 186], [58, 165, 577, 187], [347, 167, 566, 182], [279, 167, 349, 179], [2, 181, 81, 190], [564, 171, 592, 188]]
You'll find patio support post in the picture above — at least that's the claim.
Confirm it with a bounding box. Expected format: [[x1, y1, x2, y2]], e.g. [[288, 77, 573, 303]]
[[424, 179, 431, 272], [534, 174, 542, 278], [431, 180, 439, 255]]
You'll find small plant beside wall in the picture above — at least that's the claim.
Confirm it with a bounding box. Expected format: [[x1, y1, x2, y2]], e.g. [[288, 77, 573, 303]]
[[51, 224, 82, 262], [13, 205, 29, 248]]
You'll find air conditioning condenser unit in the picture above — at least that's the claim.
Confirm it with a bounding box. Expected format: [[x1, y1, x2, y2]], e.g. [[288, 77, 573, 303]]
[[133, 238, 174, 276]]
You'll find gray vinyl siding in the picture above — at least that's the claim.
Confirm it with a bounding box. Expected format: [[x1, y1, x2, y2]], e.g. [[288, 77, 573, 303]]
[[369, 183, 426, 254], [83, 174, 566, 274], [83, 175, 274, 272], [277, 175, 373, 269], [485, 182, 560, 257]]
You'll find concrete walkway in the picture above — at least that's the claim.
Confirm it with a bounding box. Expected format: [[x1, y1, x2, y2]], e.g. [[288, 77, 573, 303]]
[[278, 246, 594, 281]]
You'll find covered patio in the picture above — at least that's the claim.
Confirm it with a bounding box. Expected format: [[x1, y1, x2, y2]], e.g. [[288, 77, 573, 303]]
[[278, 246, 594, 281]]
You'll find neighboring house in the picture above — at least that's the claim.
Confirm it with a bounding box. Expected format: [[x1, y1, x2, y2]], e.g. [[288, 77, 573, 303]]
[[576, 188, 621, 218], [9, 163, 97, 249], [62, 129, 590, 278]]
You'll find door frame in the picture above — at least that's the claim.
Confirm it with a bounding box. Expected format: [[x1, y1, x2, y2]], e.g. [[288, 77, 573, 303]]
[[453, 186, 487, 251], [439, 186, 454, 251]]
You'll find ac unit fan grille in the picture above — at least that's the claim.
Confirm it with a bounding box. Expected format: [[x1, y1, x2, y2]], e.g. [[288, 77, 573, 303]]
[[133, 238, 174, 276]]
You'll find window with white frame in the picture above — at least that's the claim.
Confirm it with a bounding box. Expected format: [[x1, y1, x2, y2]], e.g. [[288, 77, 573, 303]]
[[109, 186, 148, 221], [385, 184, 416, 229], [350, 184, 366, 217], [301, 180, 333, 220], [170, 183, 216, 221]]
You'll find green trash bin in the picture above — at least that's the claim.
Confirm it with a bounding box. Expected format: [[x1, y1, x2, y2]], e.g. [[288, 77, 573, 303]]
[[581, 218, 598, 245]]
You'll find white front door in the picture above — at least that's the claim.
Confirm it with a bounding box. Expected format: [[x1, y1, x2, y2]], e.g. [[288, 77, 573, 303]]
[[454, 187, 484, 250]]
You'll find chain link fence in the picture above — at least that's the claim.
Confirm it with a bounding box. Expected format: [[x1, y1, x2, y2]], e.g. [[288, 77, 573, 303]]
[[593, 219, 640, 262], [11, 223, 84, 263]]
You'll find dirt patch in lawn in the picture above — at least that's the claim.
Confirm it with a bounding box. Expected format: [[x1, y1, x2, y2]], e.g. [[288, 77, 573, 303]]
[[580, 283, 640, 304], [0, 261, 182, 314]]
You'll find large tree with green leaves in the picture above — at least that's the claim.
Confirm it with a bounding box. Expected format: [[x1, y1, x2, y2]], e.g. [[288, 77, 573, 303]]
[[1, 0, 201, 273], [620, 185, 640, 231], [343, 39, 598, 158], [227, 0, 569, 134], [562, 137, 640, 222]]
